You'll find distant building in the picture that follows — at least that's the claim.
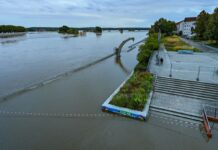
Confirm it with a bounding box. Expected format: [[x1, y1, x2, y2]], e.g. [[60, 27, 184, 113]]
[[176, 17, 196, 37]]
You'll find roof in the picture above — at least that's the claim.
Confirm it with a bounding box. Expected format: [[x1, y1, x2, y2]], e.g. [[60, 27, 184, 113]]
[[184, 17, 196, 22], [176, 21, 183, 25]]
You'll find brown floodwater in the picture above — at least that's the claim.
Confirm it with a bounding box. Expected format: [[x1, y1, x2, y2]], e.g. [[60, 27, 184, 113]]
[[0, 32, 217, 150]]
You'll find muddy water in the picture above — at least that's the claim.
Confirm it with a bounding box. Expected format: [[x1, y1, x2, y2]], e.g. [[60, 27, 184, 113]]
[[0, 32, 217, 150], [0, 31, 145, 97]]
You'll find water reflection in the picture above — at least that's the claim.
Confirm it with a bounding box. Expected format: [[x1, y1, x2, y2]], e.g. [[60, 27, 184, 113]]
[[115, 56, 130, 75], [1, 39, 19, 45], [0, 31, 147, 97], [0, 34, 26, 45], [96, 33, 102, 38]]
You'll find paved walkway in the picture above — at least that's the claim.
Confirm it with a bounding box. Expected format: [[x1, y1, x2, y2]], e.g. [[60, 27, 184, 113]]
[[180, 37, 218, 53], [149, 44, 218, 118], [149, 45, 218, 83], [151, 92, 218, 116]]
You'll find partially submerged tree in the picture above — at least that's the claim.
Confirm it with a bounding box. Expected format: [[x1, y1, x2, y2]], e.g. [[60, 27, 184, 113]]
[[59, 25, 70, 33], [59, 25, 78, 35], [95, 26, 102, 33]]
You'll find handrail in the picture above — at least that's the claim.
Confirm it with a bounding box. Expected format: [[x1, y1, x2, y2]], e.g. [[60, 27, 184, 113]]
[[203, 107, 211, 131]]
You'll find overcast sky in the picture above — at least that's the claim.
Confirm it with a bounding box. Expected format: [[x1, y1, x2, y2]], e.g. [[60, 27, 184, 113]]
[[0, 0, 217, 27]]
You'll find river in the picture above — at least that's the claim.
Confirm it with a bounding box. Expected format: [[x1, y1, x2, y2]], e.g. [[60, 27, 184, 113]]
[[0, 31, 144, 98], [0, 31, 217, 150]]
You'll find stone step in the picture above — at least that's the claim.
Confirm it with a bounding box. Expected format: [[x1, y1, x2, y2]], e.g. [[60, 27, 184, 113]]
[[157, 77, 218, 88], [150, 105, 202, 122], [156, 79, 218, 89], [155, 84, 218, 96], [154, 89, 218, 102]]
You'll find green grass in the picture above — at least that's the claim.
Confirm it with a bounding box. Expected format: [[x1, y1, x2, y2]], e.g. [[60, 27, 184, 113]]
[[163, 35, 200, 52], [109, 71, 153, 111]]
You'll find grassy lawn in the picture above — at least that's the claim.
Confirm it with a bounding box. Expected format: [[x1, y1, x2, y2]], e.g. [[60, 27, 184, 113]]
[[163, 35, 200, 52], [109, 71, 153, 111]]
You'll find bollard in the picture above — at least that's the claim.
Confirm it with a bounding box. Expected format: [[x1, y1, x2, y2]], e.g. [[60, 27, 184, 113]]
[[196, 66, 200, 81], [169, 63, 172, 77]]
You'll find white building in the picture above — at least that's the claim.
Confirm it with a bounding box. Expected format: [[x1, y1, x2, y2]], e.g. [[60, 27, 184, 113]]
[[176, 17, 196, 37]]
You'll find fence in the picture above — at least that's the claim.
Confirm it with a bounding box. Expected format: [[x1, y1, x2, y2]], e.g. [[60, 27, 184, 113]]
[[169, 64, 218, 82]]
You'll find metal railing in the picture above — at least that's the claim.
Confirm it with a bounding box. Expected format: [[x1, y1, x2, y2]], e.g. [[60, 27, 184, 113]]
[[204, 105, 218, 118], [168, 64, 218, 81]]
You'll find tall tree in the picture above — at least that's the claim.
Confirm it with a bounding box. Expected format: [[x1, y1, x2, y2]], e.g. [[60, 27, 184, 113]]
[[195, 10, 210, 40], [95, 26, 102, 33], [205, 8, 218, 43], [149, 18, 176, 36]]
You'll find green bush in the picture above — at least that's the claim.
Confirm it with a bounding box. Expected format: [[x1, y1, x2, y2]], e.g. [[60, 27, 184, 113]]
[[110, 33, 157, 111], [110, 72, 153, 111], [136, 33, 159, 71]]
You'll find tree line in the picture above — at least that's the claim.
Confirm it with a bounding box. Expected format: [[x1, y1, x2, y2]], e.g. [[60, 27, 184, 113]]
[[0, 25, 26, 33], [194, 8, 218, 43], [59, 26, 79, 35], [59, 25, 103, 34]]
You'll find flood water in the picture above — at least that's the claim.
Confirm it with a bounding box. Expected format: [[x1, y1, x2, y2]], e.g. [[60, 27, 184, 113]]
[[0, 31, 145, 98], [0, 31, 217, 150]]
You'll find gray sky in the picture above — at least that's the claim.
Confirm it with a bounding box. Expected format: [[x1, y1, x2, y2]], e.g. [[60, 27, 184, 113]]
[[0, 0, 217, 27]]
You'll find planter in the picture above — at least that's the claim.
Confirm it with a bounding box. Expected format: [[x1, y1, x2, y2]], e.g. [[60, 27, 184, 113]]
[[101, 71, 153, 121]]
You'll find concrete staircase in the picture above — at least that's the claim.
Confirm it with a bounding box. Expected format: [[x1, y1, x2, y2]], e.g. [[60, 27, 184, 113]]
[[154, 76, 218, 102], [150, 105, 202, 122]]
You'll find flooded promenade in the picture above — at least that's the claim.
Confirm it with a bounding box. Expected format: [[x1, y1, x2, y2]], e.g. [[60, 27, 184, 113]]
[[0, 32, 217, 150]]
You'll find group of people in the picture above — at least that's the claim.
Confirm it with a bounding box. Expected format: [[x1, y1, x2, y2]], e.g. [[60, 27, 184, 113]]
[[156, 54, 164, 65]]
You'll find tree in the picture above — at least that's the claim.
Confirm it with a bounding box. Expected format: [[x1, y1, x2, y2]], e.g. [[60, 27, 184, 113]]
[[67, 28, 79, 35], [59, 25, 70, 33], [205, 8, 218, 43], [149, 18, 176, 36], [58, 25, 78, 35], [194, 10, 210, 40], [95, 26, 102, 33], [0, 25, 26, 33]]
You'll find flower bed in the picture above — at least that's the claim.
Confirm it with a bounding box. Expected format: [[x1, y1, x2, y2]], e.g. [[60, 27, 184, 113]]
[[102, 33, 158, 120], [109, 71, 153, 111], [102, 71, 153, 120]]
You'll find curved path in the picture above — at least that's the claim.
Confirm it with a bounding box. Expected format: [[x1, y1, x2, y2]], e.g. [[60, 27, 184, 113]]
[[180, 37, 218, 53]]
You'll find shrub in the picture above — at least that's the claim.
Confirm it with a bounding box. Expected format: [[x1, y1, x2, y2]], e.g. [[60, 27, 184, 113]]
[[110, 72, 153, 111], [110, 33, 157, 111], [136, 33, 159, 71]]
